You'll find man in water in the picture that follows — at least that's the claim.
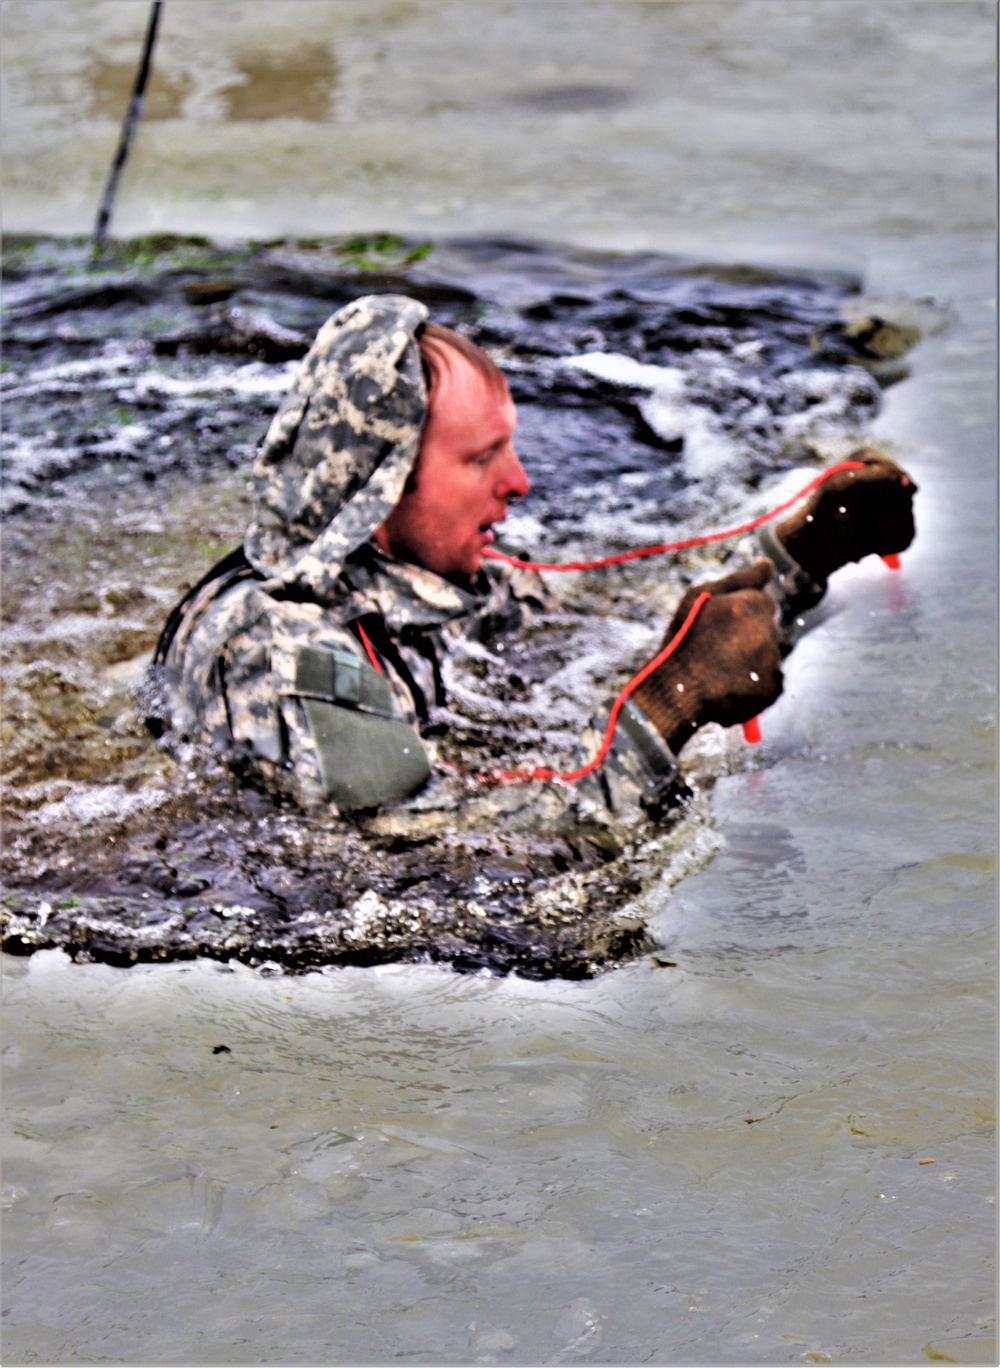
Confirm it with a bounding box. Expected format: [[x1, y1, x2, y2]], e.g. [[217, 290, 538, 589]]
[[154, 295, 916, 819]]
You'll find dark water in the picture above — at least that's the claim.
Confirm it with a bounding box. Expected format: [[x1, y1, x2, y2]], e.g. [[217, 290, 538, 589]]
[[1, 234, 915, 978]]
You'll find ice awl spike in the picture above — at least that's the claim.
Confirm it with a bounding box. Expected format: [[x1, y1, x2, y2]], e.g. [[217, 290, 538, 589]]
[[742, 716, 762, 744], [881, 553, 902, 570]]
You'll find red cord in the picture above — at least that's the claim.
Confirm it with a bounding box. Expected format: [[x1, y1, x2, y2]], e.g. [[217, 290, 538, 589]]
[[475, 592, 712, 785], [465, 461, 871, 786], [483, 460, 866, 572]]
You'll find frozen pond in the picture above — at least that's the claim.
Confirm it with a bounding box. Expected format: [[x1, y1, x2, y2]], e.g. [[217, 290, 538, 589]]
[[1, 2, 995, 1364]]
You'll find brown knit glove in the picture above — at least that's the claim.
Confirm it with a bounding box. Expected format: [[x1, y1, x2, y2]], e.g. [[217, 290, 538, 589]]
[[632, 560, 784, 755], [774, 449, 917, 584]]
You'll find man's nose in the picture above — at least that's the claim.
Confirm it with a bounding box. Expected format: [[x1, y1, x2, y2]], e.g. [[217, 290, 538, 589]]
[[498, 449, 530, 500]]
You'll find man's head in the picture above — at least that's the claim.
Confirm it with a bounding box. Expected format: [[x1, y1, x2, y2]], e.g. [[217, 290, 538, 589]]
[[372, 324, 530, 579]]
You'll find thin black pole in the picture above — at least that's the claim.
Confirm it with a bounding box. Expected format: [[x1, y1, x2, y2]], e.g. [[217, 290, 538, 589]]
[[91, 0, 164, 256]]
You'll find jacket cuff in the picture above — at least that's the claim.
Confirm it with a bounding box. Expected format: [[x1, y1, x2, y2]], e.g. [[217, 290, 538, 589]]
[[758, 522, 827, 627], [604, 699, 692, 821]]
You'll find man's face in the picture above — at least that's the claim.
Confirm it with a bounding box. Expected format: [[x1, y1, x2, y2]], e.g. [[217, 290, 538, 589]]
[[373, 352, 530, 579]]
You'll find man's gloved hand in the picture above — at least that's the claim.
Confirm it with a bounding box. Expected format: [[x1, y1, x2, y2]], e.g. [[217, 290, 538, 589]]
[[774, 449, 917, 584], [631, 559, 784, 755]]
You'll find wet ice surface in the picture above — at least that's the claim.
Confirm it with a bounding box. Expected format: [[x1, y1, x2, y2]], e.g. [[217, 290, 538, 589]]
[[0, 235, 922, 978], [2, 880, 995, 1367]]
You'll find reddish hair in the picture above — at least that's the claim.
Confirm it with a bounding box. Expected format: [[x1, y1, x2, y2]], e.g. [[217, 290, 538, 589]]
[[416, 322, 507, 400]]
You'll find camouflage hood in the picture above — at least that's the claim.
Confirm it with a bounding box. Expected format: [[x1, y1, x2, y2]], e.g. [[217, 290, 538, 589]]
[[244, 295, 429, 598]]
